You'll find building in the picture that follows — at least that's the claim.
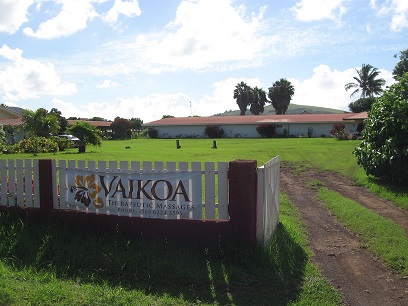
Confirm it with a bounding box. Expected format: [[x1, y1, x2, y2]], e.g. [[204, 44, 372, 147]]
[[67, 119, 113, 136], [143, 112, 367, 138], [0, 105, 25, 143]]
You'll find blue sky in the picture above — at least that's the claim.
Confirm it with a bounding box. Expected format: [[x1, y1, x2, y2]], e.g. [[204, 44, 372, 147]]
[[0, 0, 407, 123]]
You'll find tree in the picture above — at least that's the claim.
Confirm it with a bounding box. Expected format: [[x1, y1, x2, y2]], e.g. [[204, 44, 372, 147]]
[[50, 108, 68, 135], [348, 97, 376, 113], [162, 115, 175, 119], [67, 121, 102, 153], [129, 117, 143, 131], [111, 117, 132, 140], [22, 108, 59, 137], [91, 117, 107, 121], [268, 78, 295, 115], [233, 81, 253, 116], [0, 124, 5, 144], [393, 48, 408, 79], [353, 73, 408, 185], [250, 87, 267, 115], [344, 63, 385, 98]]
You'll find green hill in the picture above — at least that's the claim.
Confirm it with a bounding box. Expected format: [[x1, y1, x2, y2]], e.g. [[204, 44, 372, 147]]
[[214, 103, 347, 116]]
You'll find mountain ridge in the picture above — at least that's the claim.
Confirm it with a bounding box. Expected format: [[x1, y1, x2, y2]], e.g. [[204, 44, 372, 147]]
[[213, 103, 347, 116]]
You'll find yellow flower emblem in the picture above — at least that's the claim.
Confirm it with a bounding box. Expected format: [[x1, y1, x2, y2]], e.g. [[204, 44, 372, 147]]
[[71, 174, 104, 208]]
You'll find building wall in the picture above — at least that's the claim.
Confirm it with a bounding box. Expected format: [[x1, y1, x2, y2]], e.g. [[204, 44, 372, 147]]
[[153, 121, 359, 138]]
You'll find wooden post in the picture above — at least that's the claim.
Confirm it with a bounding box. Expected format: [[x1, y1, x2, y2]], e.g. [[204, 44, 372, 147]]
[[228, 160, 258, 245], [38, 159, 54, 210]]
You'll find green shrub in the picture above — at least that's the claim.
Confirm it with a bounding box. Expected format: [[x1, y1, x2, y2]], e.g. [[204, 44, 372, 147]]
[[354, 73, 408, 185], [147, 128, 159, 139], [16, 136, 59, 154], [204, 126, 224, 138], [330, 124, 347, 140], [54, 137, 71, 151], [256, 124, 276, 138]]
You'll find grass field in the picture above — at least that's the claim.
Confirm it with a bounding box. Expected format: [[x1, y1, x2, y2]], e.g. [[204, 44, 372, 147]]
[[0, 138, 406, 305]]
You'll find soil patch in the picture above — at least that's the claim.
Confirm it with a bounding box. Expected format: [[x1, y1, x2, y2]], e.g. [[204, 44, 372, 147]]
[[280, 163, 407, 306]]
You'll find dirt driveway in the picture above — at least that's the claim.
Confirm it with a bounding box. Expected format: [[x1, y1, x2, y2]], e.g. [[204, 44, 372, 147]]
[[280, 163, 408, 306]]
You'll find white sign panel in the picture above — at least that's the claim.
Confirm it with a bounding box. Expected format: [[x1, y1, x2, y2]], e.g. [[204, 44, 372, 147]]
[[62, 169, 202, 219]]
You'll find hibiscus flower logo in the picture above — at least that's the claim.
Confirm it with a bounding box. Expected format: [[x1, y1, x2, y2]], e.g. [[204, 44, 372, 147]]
[[70, 174, 104, 208]]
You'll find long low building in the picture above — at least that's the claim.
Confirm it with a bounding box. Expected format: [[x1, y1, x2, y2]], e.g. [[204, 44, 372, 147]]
[[143, 112, 368, 138]]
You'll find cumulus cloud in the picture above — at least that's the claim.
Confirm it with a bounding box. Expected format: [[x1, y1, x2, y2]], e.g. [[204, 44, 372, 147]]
[[96, 79, 120, 88], [0, 0, 34, 33], [0, 44, 77, 101], [292, 0, 347, 22], [370, 0, 408, 31], [132, 0, 267, 72], [56, 77, 263, 122], [23, 0, 98, 39], [290, 64, 395, 111], [102, 0, 142, 25]]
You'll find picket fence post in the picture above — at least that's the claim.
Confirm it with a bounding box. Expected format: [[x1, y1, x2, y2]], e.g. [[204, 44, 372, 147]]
[[38, 159, 54, 211], [228, 159, 258, 245]]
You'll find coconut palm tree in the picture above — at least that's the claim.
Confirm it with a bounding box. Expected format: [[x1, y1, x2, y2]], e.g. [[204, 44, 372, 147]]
[[345, 63, 386, 98], [268, 78, 295, 115], [250, 86, 267, 115], [233, 81, 253, 116]]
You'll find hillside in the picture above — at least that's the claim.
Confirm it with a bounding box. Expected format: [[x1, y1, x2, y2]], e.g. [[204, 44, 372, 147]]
[[214, 103, 347, 116]]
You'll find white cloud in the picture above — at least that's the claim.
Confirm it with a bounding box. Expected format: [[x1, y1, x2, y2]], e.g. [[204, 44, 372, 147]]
[[52, 98, 79, 117], [56, 77, 262, 122], [370, 0, 408, 31], [290, 64, 395, 111], [96, 79, 120, 88], [292, 0, 347, 22], [132, 0, 267, 72], [103, 0, 141, 25], [0, 0, 34, 33], [0, 44, 77, 101], [23, 0, 98, 39]]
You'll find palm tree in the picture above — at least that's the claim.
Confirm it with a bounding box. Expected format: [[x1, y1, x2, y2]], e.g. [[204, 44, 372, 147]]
[[250, 87, 267, 115], [268, 78, 295, 115], [344, 63, 385, 98], [233, 81, 253, 116]]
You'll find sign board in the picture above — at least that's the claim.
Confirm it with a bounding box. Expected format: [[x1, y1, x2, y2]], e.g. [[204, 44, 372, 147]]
[[62, 169, 202, 219]]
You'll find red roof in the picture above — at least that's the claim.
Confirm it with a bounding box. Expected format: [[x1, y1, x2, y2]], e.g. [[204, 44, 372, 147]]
[[0, 118, 23, 127], [343, 111, 368, 120], [68, 120, 112, 127], [144, 113, 366, 127]]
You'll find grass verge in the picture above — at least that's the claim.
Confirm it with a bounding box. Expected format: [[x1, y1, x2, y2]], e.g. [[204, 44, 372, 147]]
[[317, 187, 408, 275], [0, 194, 342, 305]]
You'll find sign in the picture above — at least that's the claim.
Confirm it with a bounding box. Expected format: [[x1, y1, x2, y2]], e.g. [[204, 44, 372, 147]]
[[62, 169, 202, 219]]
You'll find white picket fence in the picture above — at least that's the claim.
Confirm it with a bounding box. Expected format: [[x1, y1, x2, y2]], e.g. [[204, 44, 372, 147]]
[[0, 159, 40, 208], [257, 156, 280, 245], [0, 158, 280, 244]]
